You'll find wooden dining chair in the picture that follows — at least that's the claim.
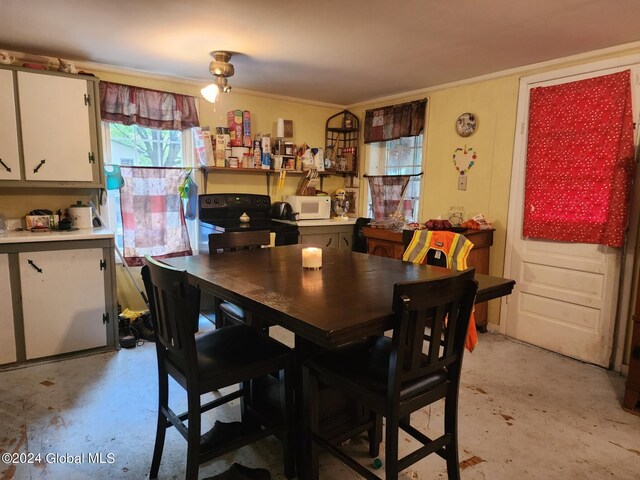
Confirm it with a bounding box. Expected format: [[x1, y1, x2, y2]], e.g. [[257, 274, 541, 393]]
[[302, 268, 478, 480], [205, 230, 272, 329], [141, 255, 295, 480]]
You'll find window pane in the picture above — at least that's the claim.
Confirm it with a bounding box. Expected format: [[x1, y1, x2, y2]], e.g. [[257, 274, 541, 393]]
[[107, 124, 187, 249], [380, 134, 423, 222]]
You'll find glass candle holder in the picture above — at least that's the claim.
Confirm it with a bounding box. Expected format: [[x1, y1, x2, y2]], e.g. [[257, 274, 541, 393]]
[[302, 247, 322, 270]]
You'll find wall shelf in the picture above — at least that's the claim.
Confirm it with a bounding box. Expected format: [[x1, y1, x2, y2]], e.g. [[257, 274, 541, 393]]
[[200, 166, 335, 195]]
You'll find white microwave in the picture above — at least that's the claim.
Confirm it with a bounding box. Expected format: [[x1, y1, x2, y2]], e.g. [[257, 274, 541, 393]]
[[285, 195, 331, 220]]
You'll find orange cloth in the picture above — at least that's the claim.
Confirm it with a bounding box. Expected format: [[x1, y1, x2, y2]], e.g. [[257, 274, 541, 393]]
[[402, 230, 478, 352]]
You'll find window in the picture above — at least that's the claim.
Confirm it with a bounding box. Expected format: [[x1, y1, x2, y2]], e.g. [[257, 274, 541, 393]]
[[103, 123, 195, 251], [367, 134, 423, 221]]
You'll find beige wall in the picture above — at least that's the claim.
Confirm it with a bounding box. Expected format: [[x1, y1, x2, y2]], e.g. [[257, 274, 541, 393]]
[[4, 47, 640, 360]]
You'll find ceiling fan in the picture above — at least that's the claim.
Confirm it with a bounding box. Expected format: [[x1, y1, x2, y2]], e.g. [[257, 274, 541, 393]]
[[201, 51, 234, 103]]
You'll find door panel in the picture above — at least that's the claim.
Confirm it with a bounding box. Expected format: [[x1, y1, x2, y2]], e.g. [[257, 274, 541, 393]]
[[18, 72, 93, 182], [0, 70, 20, 180], [504, 63, 639, 366], [0, 254, 17, 364], [19, 248, 106, 359]]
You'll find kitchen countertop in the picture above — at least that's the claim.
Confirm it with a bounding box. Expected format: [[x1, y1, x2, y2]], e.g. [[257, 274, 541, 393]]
[[0, 227, 115, 244], [272, 217, 357, 227]]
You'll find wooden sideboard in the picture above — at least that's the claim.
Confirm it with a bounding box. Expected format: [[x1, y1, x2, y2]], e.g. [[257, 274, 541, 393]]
[[362, 227, 494, 331]]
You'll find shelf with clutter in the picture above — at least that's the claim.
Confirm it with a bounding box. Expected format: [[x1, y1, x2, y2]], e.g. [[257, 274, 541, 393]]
[[324, 109, 359, 176], [196, 110, 358, 195]]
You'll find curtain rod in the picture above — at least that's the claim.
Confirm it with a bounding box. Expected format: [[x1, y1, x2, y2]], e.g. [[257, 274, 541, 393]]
[[363, 172, 423, 178]]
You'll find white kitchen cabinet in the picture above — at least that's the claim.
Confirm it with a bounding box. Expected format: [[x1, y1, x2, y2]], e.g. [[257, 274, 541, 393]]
[[0, 69, 20, 181], [19, 248, 108, 359], [18, 71, 95, 182], [298, 223, 353, 251], [0, 65, 103, 188], [0, 254, 17, 364]]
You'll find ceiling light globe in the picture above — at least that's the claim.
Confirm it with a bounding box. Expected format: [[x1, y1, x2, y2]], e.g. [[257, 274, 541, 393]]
[[201, 84, 219, 103]]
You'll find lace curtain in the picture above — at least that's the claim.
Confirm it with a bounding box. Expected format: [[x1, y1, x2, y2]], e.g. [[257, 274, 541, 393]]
[[523, 70, 635, 248], [119, 166, 192, 266], [99, 81, 199, 130], [364, 99, 427, 144], [366, 174, 413, 220]]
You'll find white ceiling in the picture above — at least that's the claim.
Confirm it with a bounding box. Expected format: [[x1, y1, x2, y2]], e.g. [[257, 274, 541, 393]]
[[2, 0, 640, 105]]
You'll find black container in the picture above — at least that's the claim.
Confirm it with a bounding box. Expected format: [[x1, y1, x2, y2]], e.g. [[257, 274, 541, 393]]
[[270, 202, 296, 221]]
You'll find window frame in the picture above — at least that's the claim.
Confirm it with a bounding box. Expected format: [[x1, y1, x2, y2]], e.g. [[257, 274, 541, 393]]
[[100, 122, 198, 258]]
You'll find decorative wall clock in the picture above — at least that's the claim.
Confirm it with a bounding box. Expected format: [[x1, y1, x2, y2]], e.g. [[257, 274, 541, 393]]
[[455, 112, 478, 137]]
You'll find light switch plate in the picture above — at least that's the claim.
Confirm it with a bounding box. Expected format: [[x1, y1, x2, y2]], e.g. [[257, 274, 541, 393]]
[[458, 174, 467, 191]]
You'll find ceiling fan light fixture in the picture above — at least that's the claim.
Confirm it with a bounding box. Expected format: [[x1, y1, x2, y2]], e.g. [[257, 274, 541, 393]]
[[202, 50, 235, 103]]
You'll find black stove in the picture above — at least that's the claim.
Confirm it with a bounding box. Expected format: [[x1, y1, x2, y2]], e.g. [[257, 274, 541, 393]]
[[198, 193, 299, 253]]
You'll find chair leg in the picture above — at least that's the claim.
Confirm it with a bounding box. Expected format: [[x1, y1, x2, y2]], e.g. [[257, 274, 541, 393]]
[[385, 412, 399, 480], [281, 366, 296, 479], [302, 366, 320, 480], [185, 389, 201, 480], [150, 370, 168, 479], [367, 412, 382, 458], [444, 394, 461, 480]]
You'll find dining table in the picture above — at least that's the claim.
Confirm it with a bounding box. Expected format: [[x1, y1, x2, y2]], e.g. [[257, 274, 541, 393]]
[[163, 244, 515, 478]]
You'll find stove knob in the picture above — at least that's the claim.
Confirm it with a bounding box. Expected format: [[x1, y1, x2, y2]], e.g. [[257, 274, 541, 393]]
[[214, 198, 220, 204], [204, 197, 212, 205]]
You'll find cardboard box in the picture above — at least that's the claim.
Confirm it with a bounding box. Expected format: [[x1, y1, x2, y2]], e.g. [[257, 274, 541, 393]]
[[242, 110, 251, 147], [227, 110, 243, 146], [26, 214, 59, 230], [215, 134, 229, 167]]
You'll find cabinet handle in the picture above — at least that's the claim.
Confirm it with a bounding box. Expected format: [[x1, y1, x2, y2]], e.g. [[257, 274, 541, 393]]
[[28, 260, 43, 273], [326, 237, 333, 247], [33, 159, 46, 173], [342, 237, 349, 246], [0, 158, 11, 172]]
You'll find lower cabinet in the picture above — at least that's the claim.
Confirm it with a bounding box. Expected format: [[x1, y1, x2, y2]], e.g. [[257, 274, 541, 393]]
[[298, 223, 353, 251], [0, 254, 17, 364], [0, 239, 117, 365], [19, 248, 108, 359]]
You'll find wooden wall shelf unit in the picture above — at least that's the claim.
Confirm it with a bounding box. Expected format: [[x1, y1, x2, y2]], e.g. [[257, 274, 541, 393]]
[[325, 110, 359, 176], [362, 227, 494, 331]]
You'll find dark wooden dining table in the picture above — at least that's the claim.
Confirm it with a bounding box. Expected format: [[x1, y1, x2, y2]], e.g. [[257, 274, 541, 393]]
[[163, 244, 515, 349], [163, 245, 515, 478]]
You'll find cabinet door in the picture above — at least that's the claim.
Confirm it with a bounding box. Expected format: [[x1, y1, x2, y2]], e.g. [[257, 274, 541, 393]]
[[0, 70, 21, 180], [18, 72, 94, 182], [338, 233, 352, 251], [19, 248, 107, 359], [0, 254, 17, 364], [300, 232, 340, 248]]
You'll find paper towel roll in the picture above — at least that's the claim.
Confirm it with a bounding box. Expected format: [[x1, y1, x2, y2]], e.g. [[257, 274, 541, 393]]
[[277, 118, 285, 138]]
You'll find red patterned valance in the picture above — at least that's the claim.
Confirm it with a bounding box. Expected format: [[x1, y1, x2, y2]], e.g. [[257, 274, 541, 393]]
[[522, 70, 635, 248], [99, 81, 199, 131], [364, 99, 427, 144]]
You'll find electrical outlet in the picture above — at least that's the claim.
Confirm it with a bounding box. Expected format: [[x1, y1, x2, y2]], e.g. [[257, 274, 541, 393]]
[[457, 174, 467, 191]]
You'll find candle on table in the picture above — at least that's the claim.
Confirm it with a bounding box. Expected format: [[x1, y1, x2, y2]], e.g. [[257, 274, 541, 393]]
[[302, 247, 322, 270]]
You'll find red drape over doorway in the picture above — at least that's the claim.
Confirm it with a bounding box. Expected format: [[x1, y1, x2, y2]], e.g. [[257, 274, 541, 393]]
[[522, 70, 635, 248]]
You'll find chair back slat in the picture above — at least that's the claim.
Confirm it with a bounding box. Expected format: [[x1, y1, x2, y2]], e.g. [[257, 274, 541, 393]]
[[209, 230, 271, 254], [142, 257, 200, 373], [389, 269, 477, 397]]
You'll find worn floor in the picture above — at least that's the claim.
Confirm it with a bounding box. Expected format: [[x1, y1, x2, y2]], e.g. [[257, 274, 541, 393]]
[[1, 326, 639, 480]]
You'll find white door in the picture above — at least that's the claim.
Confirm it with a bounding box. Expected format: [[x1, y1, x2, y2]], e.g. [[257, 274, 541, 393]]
[[0, 254, 17, 364], [20, 248, 107, 359], [0, 69, 21, 180], [502, 61, 640, 367], [18, 72, 94, 182]]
